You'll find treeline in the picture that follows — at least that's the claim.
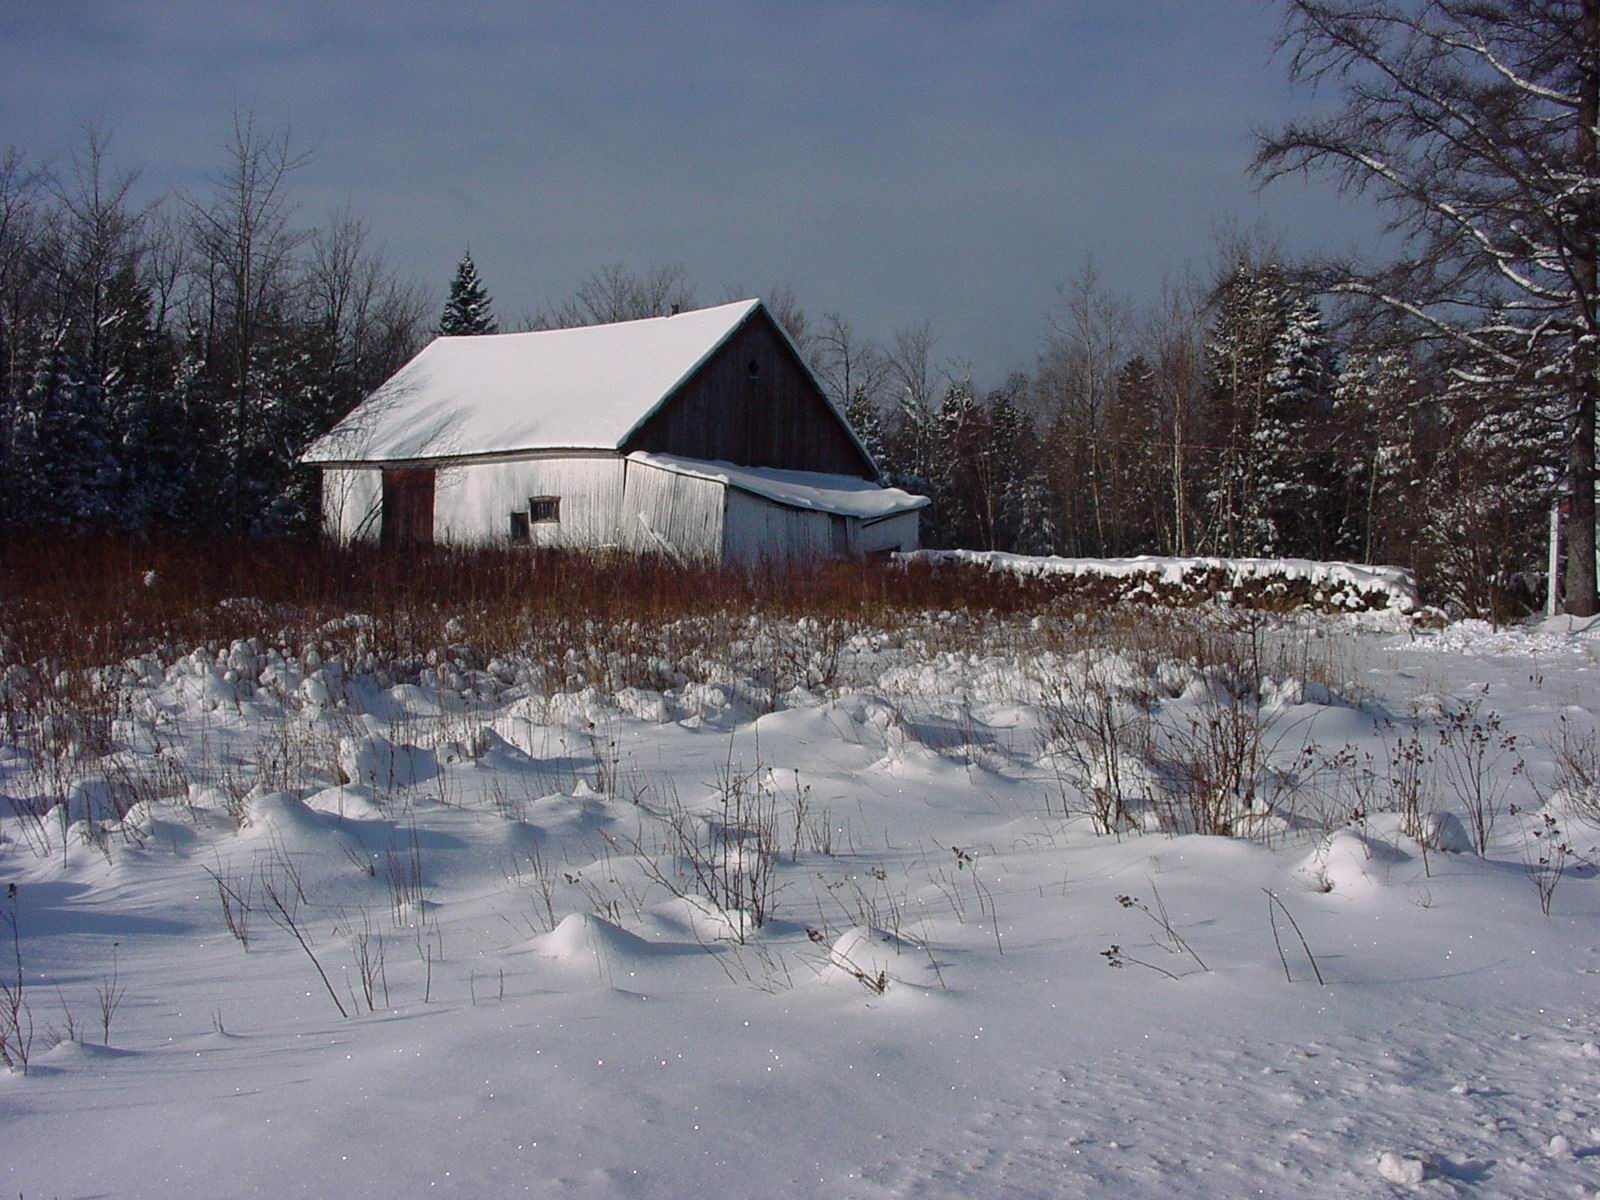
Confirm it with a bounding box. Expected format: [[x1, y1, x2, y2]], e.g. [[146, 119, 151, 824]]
[[0, 118, 1560, 616], [530, 245, 1559, 617], [0, 119, 430, 534], [803, 253, 1554, 618]]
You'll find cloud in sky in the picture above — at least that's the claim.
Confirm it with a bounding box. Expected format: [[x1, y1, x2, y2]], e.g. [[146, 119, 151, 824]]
[[1, 1, 1382, 379]]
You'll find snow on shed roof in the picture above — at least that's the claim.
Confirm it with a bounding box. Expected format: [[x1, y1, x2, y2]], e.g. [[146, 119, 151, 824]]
[[302, 300, 764, 465], [628, 453, 929, 520]]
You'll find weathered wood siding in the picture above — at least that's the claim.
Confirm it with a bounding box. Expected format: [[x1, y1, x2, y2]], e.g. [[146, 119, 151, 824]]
[[623, 309, 874, 479], [722, 494, 922, 564], [433, 455, 626, 548], [322, 468, 383, 544], [856, 510, 921, 555], [320, 452, 918, 563], [721, 489, 835, 566], [619, 458, 725, 561]]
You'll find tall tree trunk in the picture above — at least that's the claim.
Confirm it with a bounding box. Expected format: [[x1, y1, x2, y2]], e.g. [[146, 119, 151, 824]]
[[1568, 0, 1600, 616], [1171, 417, 1186, 556], [1571, 385, 1598, 615]]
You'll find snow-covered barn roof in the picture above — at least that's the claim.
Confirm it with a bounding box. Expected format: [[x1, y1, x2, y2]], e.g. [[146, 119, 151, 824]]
[[301, 299, 869, 468], [627, 453, 929, 520]]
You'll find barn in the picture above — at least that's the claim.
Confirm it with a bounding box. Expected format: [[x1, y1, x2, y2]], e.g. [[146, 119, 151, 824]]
[[300, 299, 927, 565]]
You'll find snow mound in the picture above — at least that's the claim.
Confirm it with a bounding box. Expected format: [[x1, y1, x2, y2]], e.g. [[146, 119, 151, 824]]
[[303, 784, 386, 821], [1364, 810, 1473, 854], [60, 778, 119, 823], [238, 792, 324, 839], [1298, 830, 1411, 895], [383, 683, 448, 718], [1260, 676, 1349, 710], [534, 913, 657, 965], [1416, 811, 1474, 854], [1376, 1151, 1428, 1186], [614, 687, 674, 724], [1400, 614, 1600, 659], [826, 926, 943, 994], [337, 734, 436, 790], [650, 894, 754, 943], [40, 1039, 131, 1065]]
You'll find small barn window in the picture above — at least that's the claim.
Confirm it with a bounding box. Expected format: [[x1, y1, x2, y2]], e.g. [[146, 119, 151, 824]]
[[746, 358, 761, 378], [509, 511, 531, 541], [528, 496, 560, 524]]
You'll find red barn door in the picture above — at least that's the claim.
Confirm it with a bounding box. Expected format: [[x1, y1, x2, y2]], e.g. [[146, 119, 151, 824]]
[[381, 469, 435, 548]]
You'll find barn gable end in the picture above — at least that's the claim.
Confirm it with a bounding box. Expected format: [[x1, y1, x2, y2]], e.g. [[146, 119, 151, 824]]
[[622, 308, 875, 479]]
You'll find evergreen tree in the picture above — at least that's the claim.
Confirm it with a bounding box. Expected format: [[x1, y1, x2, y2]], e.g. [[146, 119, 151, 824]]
[[438, 253, 498, 336], [1333, 348, 1424, 563], [19, 325, 116, 525], [1106, 356, 1164, 554], [163, 327, 223, 528], [1415, 333, 1564, 616], [99, 261, 185, 526], [1201, 263, 1282, 555], [988, 386, 1053, 554], [1200, 263, 1337, 557], [1261, 292, 1339, 555], [843, 387, 886, 472]]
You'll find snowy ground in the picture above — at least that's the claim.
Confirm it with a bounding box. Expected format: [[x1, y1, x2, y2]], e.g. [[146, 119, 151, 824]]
[[2, 606, 1599, 1198]]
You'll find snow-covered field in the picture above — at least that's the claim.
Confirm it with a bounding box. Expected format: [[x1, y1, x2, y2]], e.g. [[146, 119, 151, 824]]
[[3, 604, 1599, 1198]]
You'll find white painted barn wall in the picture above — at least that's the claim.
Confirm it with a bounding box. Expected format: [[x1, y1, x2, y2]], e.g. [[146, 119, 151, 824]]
[[618, 459, 726, 561], [433, 455, 625, 548], [317, 455, 921, 562], [321, 468, 382, 543]]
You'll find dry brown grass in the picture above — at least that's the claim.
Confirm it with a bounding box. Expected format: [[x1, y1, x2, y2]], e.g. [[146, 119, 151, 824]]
[[0, 537, 1069, 736], [0, 537, 1361, 761], [2, 537, 1059, 656]]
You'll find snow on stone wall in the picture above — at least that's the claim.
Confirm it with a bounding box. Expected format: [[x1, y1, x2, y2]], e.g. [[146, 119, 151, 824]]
[[901, 549, 1420, 613]]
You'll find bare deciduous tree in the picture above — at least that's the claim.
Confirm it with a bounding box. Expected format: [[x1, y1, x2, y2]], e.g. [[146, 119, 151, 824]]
[[887, 318, 944, 482], [185, 109, 311, 530], [1039, 260, 1133, 551], [812, 310, 888, 413], [1255, 0, 1600, 614], [551, 262, 695, 327]]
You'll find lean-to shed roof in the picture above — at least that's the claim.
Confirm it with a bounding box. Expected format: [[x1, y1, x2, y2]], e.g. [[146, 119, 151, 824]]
[[627, 453, 929, 520]]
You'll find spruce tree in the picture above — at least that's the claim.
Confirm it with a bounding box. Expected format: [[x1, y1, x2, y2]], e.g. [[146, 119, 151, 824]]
[[843, 388, 886, 471], [1201, 263, 1336, 557], [1334, 348, 1422, 563], [438, 253, 498, 336], [1260, 292, 1338, 555]]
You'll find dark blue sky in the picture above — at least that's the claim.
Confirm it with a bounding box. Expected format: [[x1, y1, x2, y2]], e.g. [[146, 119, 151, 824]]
[[2, 1, 1379, 379]]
